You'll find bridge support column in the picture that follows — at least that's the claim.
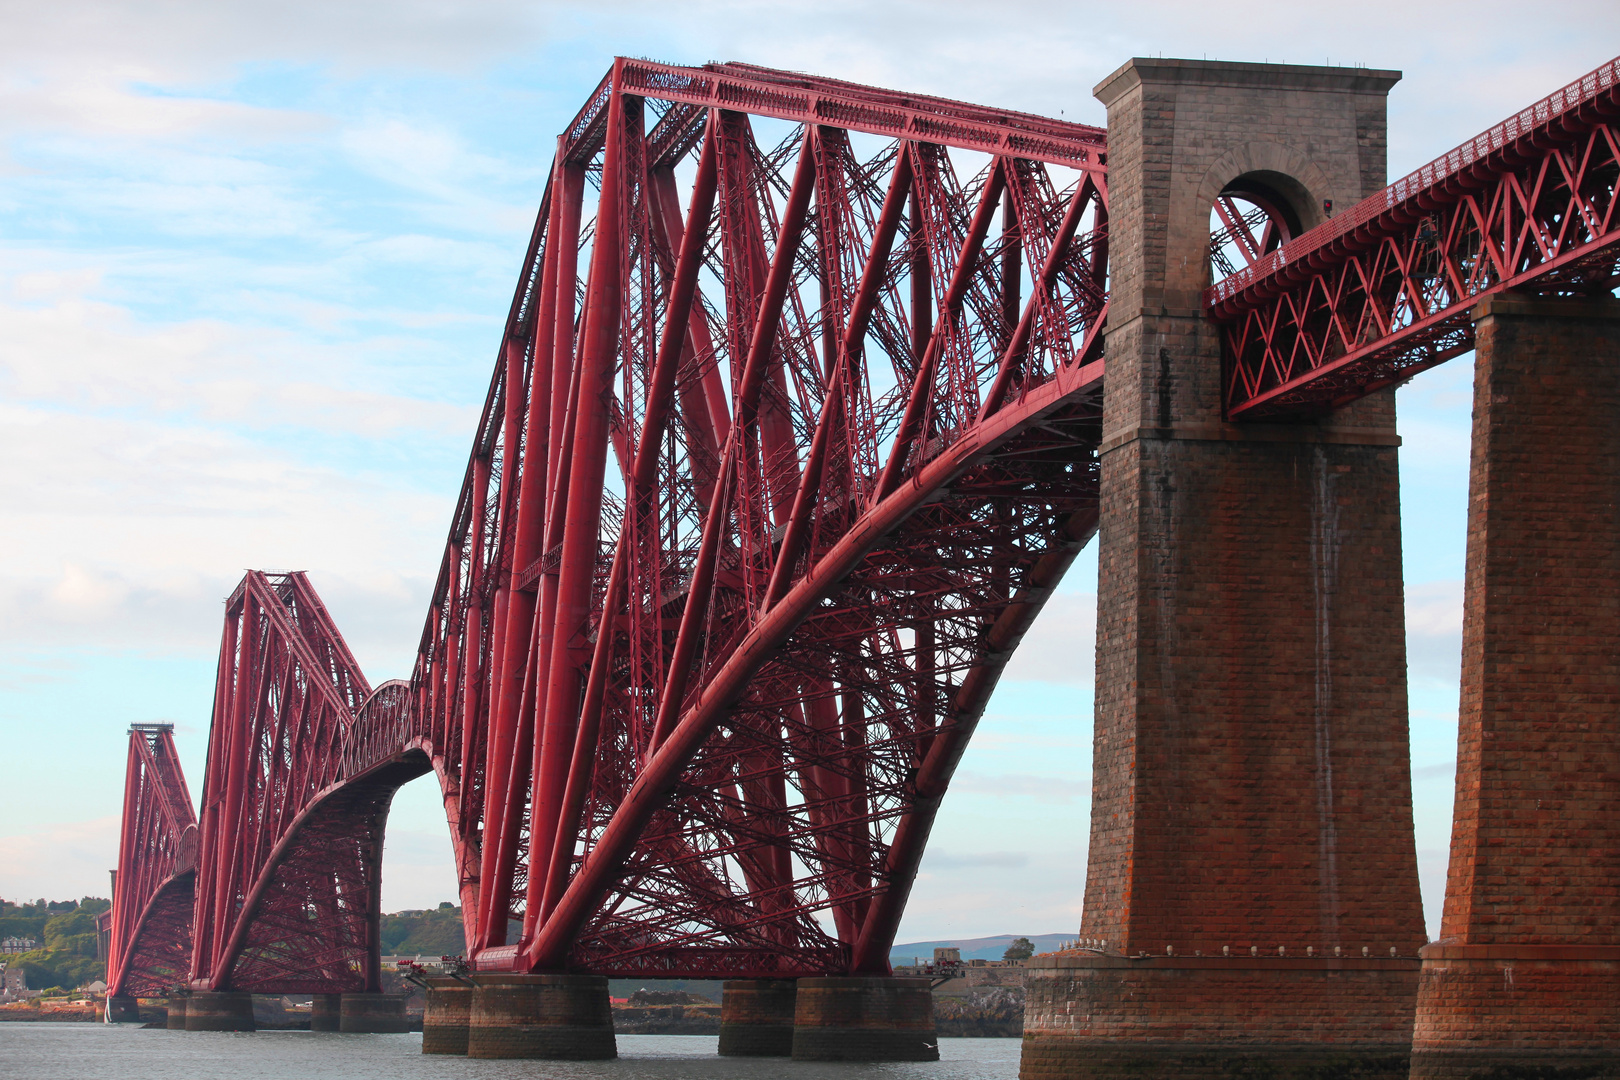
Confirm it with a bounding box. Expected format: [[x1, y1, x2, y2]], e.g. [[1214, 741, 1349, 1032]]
[[465, 973, 615, 1059], [718, 978, 796, 1056], [1021, 58, 1424, 1080], [104, 995, 141, 1023], [1409, 294, 1620, 1079], [184, 990, 255, 1032], [421, 978, 472, 1054], [791, 977, 937, 1061], [339, 991, 410, 1033], [164, 994, 187, 1029], [309, 993, 341, 1032]]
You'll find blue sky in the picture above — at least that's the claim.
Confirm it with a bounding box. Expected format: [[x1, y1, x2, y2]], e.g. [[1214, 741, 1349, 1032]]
[[1, 0, 1613, 943]]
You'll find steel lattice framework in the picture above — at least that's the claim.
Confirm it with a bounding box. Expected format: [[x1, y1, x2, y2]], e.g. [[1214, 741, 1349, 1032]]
[[1209, 55, 1620, 419], [183, 572, 438, 993], [105, 59, 1111, 987], [417, 58, 1110, 977], [107, 725, 198, 997]]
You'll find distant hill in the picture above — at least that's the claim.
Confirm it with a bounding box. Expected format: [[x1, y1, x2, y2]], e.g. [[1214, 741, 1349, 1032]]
[[890, 933, 1071, 964]]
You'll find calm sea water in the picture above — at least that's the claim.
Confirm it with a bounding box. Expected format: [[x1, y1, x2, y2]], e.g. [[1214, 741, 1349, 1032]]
[[2, 1024, 1020, 1080]]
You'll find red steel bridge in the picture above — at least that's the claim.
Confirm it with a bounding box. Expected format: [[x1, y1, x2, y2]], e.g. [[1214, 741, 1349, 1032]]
[[107, 55, 1619, 999]]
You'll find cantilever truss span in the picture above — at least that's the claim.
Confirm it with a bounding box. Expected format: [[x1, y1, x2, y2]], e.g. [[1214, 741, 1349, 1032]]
[[107, 725, 197, 997], [423, 58, 1111, 977], [105, 57, 1112, 989]]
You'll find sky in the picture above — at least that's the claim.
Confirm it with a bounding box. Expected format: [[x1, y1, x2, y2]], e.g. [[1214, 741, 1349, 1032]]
[[0, 0, 1614, 945]]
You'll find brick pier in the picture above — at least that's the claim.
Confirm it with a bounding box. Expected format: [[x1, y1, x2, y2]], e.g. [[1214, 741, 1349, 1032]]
[[1409, 295, 1620, 1078], [718, 978, 797, 1056], [1020, 57, 1426, 1079], [421, 977, 472, 1054], [465, 973, 615, 1059], [791, 977, 938, 1061]]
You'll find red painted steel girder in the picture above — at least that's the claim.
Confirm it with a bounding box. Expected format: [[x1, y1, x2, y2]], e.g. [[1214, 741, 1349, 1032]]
[[186, 571, 435, 994], [107, 724, 198, 997], [1208, 55, 1620, 419], [412, 57, 1109, 978]]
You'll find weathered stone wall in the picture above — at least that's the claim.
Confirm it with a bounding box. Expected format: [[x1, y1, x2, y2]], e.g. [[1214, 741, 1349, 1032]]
[[1023, 57, 1424, 1079], [1086, 55, 1423, 964], [1410, 295, 1620, 1076]]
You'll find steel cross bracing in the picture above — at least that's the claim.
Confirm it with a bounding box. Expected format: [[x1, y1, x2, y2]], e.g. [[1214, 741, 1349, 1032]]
[[107, 725, 198, 997], [180, 571, 439, 994], [413, 57, 1109, 977], [103, 59, 1110, 989], [1208, 56, 1620, 419]]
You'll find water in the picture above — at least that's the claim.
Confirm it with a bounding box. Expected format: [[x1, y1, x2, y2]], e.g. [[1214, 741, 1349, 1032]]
[[1, 1024, 1020, 1080]]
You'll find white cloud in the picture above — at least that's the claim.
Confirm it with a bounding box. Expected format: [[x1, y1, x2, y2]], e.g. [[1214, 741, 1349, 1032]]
[[951, 771, 1088, 805], [1407, 579, 1463, 685], [1000, 591, 1096, 687], [922, 849, 1031, 870], [0, 817, 120, 902]]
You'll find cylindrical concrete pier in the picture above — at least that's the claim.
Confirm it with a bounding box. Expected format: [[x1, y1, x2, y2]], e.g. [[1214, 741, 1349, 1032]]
[[164, 995, 188, 1029], [421, 978, 472, 1054], [466, 973, 615, 1059], [104, 994, 142, 1024], [310, 993, 342, 1032], [184, 990, 256, 1032], [791, 977, 937, 1061], [718, 978, 796, 1056], [340, 992, 411, 1033]]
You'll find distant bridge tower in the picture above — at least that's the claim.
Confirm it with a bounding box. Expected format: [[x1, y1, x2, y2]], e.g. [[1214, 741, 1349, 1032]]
[[1021, 59, 1427, 1078]]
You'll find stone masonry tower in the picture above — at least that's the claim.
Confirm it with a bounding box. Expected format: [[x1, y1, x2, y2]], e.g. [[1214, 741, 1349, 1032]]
[[1021, 60, 1427, 1079], [1409, 294, 1620, 1077]]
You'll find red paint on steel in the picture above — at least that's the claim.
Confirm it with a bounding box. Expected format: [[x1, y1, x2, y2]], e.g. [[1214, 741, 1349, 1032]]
[[108, 725, 197, 997], [1208, 55, 1620, 419], [110, 57, 1108, 985]]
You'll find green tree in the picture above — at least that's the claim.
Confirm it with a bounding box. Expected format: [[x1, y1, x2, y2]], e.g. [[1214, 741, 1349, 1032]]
[[43, 910, 96, 948], [379, 905, 466, 957], [1003, 937, 1034, 961]]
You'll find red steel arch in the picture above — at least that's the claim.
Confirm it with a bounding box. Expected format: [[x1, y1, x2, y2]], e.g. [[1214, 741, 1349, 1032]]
[[101, 49, 1620, 1008], [414, 58, 1108, 976], [107, 725, 197, 997], [108, 58, 1111, 987], [186, 572, 439, 993]]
